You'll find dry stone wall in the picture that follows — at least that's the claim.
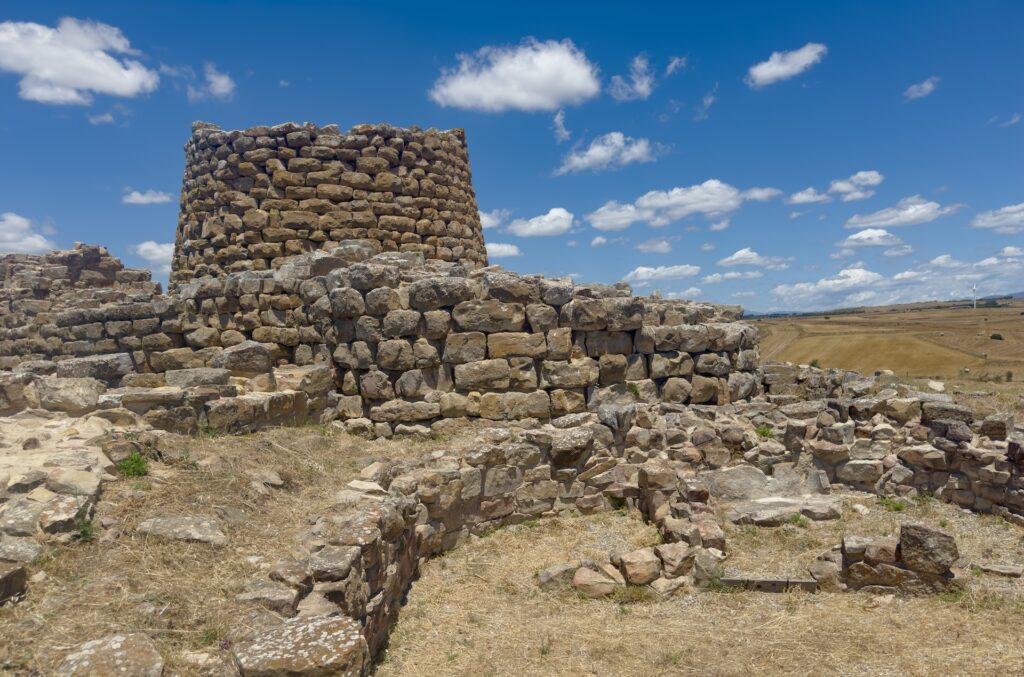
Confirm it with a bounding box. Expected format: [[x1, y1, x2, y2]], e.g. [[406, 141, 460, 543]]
[[172, 121, 487, 285]]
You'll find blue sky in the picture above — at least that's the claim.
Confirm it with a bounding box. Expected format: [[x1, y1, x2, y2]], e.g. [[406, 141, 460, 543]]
[[0, 1, 1021, 311]]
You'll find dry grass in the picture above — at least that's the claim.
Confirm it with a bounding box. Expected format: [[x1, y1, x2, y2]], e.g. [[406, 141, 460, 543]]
[[380, 506, 1024, 677], [0, 424, 478, 675]]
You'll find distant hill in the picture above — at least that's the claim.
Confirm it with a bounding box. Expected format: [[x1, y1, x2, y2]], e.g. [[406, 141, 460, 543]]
[[748, 294, 1021, 319]]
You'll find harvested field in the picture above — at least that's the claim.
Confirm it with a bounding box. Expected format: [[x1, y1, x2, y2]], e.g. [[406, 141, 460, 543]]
[[380, 507, 1024, 677]]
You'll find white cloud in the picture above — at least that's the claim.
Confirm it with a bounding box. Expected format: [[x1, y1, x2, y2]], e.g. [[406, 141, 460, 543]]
[[552, 110, 570, 142], [635, 237, 672, 254], [479, 208, 509, 230], [279, 79, 289, 88], [123, 189, 172, 205], [0, 18, 159, 105], [733, 291, 756, 298], [746, 42, 827, 88], [971, 203, 1024, 234], [788, 187, 831, 204], [555, 132, 658, 175], [693, 83, 718, 121], [666, 287, 703, 300], [773, 266, 884, 308], [0, 212, 55, 253], [838, 228, 902, 248], [609, 54, 654, 102], [845, 195, 961, 228], [701, 271, 764, 284], [903, 76, 939, 100], [883, 244, 914, 257], [999, 113, 1021, 128], [709, 219, 730, 231], [507, 207, 574, 237], [666, 56, 688, 76], [742, 187, 782, 202], [591, 235, 607, 247], [186, 63, 235, 102], [928, 254, 965, 268], [486, 242, 522, 258], [588, 179, 750, 232], [624, 263, 700, 282], [718, 247, 789, 270], [429, 38, 600, 112], [999, 246, 1023, 257], [701, 242, 716, 251], [130, 240, 174, 274], [828, 170, 884, 201], [88, 112, 114, 124]]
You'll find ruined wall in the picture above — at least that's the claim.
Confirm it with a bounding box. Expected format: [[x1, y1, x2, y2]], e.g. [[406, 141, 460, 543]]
[[171, 121, 487, 285], [0, 244, 179, 370]]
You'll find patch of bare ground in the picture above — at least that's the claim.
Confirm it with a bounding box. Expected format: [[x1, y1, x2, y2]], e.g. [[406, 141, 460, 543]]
[[0, 424, 479, 675], [379, 506, 1024, 677]]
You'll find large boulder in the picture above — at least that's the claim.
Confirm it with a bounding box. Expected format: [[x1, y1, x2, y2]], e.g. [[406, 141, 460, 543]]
[[55, 353, 135, 384], [31, 377, 105, 415], [899, 523, 959, 574], [211, 341, 273, 377]]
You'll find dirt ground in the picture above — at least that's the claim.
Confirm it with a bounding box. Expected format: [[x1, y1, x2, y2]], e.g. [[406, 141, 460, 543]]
[[380, 501, 1024, 677], [0, 425, 478, 675]]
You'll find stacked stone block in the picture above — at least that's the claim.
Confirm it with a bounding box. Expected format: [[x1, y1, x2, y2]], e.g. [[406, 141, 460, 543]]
[[171, 121, 487, 285]]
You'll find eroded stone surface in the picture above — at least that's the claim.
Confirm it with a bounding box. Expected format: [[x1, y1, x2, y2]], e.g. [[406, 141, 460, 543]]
[[232, 615, 369, 676], [56, 633, 164, 677]]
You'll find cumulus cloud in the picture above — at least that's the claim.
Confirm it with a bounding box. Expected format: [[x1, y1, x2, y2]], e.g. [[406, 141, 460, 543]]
[[587, 179, 754, 232], [970, 203, 1024, 234], [828, 170, 884, 201], [701, 270, 764, 284], [635, 237, 672, 254], [701, 242, 716, 251], [429, 38, 600, 112], [837, 228, 902, 248], [666, 287, 703, 300], [591, 235, 607, 247], [903, 76, 939, 100], [884, 244, 914, 257], [555, 132, 658, 175], [486, 242, 522, 258], [88, 112, 114, 125], [746, 42, 827, 88], [123, 189, 172, 205], [609, 54, 654, 102], [999, 245, 1023, 257], [624, 263, 700, 282], [130, 240, 174, 274], [186, 63, 235, 102], [717, 247, 789, 270], [709, 219, 730, 231], [771, 247, 1024, 310], [845, 195, 961, 228], [665, 56, 688, 76], [552, 110, 570, 142], [507, 207, 574, 237], [0, 212, 55, 253], [479, 208, 509, 230], [788, 187, 831, 204], [742, 187, 782, 202], [0, 18, 159, 105]]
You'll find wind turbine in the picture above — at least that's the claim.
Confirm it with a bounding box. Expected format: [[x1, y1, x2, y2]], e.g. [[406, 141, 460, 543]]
[[972, 283, 978, 309]]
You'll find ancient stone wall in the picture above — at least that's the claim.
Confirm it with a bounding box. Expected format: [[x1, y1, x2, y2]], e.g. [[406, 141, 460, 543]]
[[0, 244, 178, 371], [171, 121, 487, 286]]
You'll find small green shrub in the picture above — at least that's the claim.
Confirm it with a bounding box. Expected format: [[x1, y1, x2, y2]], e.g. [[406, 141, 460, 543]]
[[809, 358, 821, 368], [990, 333, 1004, 340], [612, 585, 657, 605], [75, 519, 96, 542], [879, 496, 906, 512], [786, 513, 810, 528], [627, 382, 641, 400], [116, 452, 148, 477], [755, 424, 774, 439]]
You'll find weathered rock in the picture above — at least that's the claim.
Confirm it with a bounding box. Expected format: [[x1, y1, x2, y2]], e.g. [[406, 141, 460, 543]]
[[0, 562, 27, 604], [211, 340, 273, 377], [537, 562, 577, 590], [236, 579, 301, 615], [232, 615, 369, 676], [136, 516, 227, 546], [56, 633, 164, 677], [899, 523, 958, 574], [618, 548, 661, 585], [572, 566, 618, 598]]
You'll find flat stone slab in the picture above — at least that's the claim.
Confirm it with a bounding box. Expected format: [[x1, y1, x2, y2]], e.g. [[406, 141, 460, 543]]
[[56, 633, 164, 676], [0, 535, 44, 563], [232, 615, 368, 676], [136, 516, 227, 546], [726, 495, 842, 526], [976, 562, 1024, 577]]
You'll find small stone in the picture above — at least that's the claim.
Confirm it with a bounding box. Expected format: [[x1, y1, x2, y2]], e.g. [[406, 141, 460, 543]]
[[537, 562, 577, 591], [977, 562, 1023, 577], [0, 562, 27, 603], [618, 548, 662, 585], [572, 567, 618, 598], [232, 616, 369, 676], [0, 536, 44, 563], [236, 579, 301, 615], [45, 468, 100, 497], [899, 523, 958, 574]]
